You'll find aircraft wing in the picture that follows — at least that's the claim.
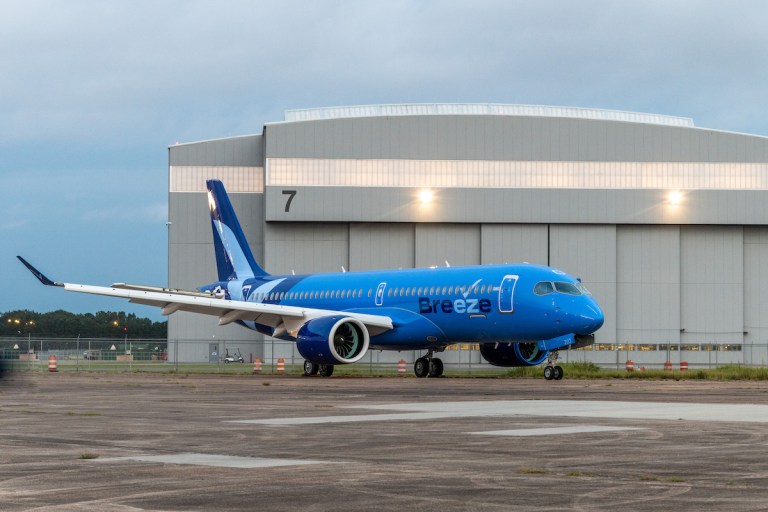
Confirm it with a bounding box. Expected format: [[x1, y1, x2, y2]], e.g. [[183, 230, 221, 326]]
[[17, 257, 393, 337]]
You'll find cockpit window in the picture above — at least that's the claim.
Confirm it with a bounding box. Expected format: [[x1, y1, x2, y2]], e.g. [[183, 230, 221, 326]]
[[534, 281, 554, 295], [576, 283, 592, 296], [554, 282, 582, 295]]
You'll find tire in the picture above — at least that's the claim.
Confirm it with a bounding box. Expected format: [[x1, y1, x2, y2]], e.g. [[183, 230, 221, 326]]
[[224, 359, 230, 364], [553, 365, 564, 380], [428, 358, 444, 378], [543, 366, 554, 380], [318, 364, 334, 377], [414, 357, 429, 378], [303, 360, 319, 376]]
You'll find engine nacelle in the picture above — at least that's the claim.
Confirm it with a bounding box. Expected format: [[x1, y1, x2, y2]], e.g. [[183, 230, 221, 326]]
[[480, 341, 549, 367], [296, 316, 370, 365]]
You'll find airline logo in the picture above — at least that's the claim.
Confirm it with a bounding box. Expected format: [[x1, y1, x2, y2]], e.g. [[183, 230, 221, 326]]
[[419, 297, 493, 314]]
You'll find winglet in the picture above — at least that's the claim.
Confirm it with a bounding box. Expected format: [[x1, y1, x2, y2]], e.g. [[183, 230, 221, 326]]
[[17, 256, 64, 287]]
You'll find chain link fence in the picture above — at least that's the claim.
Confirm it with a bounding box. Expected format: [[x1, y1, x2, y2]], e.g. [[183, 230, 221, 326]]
[[2, 336, 768, 374]]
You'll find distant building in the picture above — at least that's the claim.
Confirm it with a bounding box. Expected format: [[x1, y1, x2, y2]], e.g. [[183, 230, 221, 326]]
[[168, 104, 768, 368]]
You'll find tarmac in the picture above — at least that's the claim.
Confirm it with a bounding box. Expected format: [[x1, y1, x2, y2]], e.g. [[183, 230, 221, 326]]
[[2, 372, 768, 511]]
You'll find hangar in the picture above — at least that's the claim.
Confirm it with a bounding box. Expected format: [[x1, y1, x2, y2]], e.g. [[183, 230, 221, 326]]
[[167, 104, 768, 368]]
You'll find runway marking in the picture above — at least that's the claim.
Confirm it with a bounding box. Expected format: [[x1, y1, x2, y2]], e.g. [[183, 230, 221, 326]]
[[228, 400, 768, 425], [96, 453, 334, 468], [467, 425, 646, 437]]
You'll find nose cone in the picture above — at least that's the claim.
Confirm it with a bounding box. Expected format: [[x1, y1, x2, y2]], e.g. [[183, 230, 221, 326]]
[[578, 299, 604, 334]]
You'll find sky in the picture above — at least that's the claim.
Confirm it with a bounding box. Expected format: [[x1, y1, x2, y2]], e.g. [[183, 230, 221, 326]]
[[3, 0, 768, 321]]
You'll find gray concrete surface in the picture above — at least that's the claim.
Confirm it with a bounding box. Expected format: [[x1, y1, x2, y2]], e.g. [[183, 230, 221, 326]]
[[2, 372, 768, 511]]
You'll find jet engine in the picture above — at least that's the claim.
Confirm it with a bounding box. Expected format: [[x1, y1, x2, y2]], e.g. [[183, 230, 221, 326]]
[[296, 315, 370, 365], [479, 341, 549, 367]]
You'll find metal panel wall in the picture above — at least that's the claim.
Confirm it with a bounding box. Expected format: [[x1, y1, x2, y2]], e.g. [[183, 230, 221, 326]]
[[169, 135, 264, 166], [680, 226, 744, 344], [265, 186, 768, 226], [744, 227, 768, 350], [167, 191, 265, 358], [617, 226, 681, 344], [415, 224, 481, 267], [264, 223, 349, 275], [349, 224, 415, 271], [480, 225, 548, 265], [549, 225, 617, 344], [266, 116, 768, 162]]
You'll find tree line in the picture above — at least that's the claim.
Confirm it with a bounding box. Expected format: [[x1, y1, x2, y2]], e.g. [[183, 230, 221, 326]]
[[1, 310, 167, 339]]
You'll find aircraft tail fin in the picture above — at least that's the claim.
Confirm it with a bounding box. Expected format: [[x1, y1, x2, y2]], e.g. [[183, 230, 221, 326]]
[[206, 179, 268, 280]]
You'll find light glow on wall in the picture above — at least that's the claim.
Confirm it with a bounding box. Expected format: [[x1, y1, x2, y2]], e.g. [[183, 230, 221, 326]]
[[668, 190, 684, 205]]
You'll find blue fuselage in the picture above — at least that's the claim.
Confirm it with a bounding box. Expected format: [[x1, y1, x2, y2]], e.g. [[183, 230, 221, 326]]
[[200, 263, 604, 350]]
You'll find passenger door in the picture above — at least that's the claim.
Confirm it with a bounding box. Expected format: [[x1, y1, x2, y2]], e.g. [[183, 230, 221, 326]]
[[375, 282, 386, 306], [498, 275, 518, 313]]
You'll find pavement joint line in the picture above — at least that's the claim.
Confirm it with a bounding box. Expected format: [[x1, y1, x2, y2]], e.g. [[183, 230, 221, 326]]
[[96, 453, 341, 468], [227, 399, 768, 425], [466, 425, 647, 436]]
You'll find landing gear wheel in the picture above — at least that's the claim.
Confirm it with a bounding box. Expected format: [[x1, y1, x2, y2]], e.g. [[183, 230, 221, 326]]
[[414, 357, 429, 378], [428, 358, 444, 378], [543, 366, 554, 380], [553, 365, 564, 380], [318, 364, 334, 377], [303, 360, 319, 376]]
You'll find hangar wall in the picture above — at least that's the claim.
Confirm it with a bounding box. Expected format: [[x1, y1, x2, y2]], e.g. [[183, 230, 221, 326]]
[[168, 135, 265, 362], [168, 105, 768, 366]]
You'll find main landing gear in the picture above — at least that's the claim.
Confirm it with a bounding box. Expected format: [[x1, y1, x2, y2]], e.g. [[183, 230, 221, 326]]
[[414, 349, 444, 378], [302, 360, 334, 377], [543, 349, 563, 381]]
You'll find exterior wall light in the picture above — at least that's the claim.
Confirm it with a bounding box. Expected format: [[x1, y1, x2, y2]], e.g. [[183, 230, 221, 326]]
[[667, 190, 684, 205]]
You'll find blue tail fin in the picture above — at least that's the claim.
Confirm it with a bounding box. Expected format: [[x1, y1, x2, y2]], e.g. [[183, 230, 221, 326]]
[[206, 179, 268, 280]]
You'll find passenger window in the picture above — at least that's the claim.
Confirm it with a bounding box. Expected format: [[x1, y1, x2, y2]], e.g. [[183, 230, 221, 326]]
[[387, 288, 393, 297], [534, 282, 554, 295], [554, 282, 581, 296], [429, 287, 435, 295], [367, 289, 372, 298], [417, 287, 423, 295]]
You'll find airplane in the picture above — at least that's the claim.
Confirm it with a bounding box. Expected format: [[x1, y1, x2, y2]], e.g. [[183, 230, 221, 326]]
[[18, 179, 604, 380]]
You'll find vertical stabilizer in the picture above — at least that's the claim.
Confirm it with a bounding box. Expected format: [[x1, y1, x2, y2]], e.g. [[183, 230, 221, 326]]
[[206, 179, 268, 280]]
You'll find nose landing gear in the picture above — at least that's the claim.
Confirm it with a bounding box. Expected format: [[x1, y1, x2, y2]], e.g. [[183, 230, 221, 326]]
[[543, 349, 563, 380]]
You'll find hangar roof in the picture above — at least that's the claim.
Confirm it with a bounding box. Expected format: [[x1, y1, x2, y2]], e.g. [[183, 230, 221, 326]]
[[282, 103, 695, 128]]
